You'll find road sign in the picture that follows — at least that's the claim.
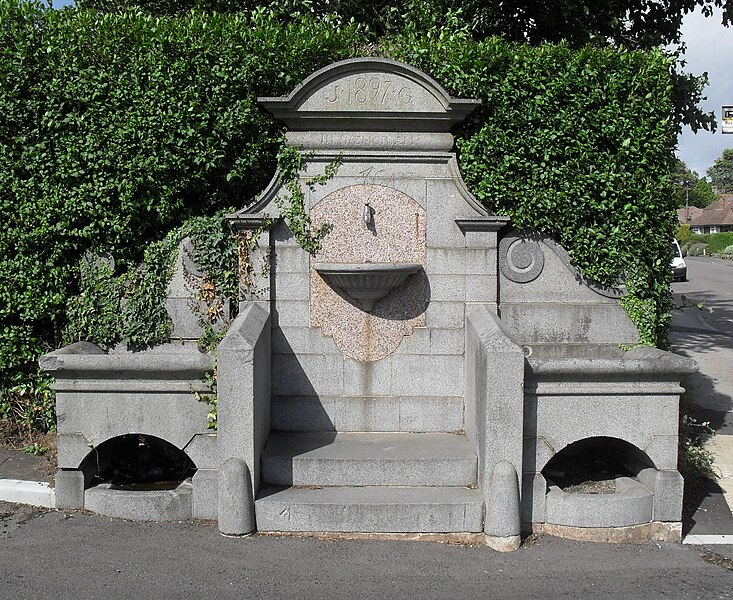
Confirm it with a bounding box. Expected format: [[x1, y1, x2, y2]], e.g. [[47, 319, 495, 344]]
[[724, 106, 733, 134]]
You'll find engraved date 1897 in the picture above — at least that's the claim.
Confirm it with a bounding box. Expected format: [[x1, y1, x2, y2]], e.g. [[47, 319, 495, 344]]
[[324, 77, 413, 106]]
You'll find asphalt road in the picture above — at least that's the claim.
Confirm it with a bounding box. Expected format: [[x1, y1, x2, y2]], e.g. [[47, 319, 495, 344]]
[[672, 256, 733, 337], [669, 256, 733, 541], [671, 257, 733, 420], [1, 501, 732, 600]]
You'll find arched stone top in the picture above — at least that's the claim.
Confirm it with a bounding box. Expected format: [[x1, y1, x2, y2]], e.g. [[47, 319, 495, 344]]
[[258, 58, 481, 132]]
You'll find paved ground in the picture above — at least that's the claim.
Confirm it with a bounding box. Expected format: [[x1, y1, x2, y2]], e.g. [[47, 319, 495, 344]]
[[0, 500, 731, 600], [671, 256, 733, 417]]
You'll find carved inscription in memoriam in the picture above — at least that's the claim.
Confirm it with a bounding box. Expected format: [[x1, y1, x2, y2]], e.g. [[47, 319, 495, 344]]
[[317, 133, 413, 149]]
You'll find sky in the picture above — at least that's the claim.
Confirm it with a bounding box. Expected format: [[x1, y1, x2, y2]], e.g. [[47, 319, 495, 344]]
[[677, 8, 733, 177], [50, 1, 731, 176]]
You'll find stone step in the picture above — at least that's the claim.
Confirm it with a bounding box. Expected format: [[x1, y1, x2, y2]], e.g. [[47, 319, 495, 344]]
[[261, 432, 477, 487], [255, 486, 484, 533]]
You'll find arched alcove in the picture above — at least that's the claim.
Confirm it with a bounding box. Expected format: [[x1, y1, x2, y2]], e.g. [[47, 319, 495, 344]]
[[80, 434, 197, 489], [542, 436, 654, 492]]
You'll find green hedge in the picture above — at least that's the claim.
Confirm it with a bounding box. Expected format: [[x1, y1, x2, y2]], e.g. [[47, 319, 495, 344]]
[[685, 233, 710, 245], [709, 232, 733, 255], [1, 2, 678, 430], [0, 1, 361, 386]]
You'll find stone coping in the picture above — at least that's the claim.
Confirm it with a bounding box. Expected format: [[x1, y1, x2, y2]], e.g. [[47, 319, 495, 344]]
[[545, 477, 653, 529], [525, 344, 697, 377], [40, 341, 213, 379]]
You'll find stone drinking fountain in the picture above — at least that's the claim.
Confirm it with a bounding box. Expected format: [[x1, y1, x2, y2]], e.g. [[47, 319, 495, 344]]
[[41, 58, 695, 549]]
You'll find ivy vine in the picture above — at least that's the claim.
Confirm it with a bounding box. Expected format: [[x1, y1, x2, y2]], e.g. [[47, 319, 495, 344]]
[[275, 145, 342, 255], [194, 362, 219, 430], [195, 146, 343, 428], [63, 212, 239, 351]]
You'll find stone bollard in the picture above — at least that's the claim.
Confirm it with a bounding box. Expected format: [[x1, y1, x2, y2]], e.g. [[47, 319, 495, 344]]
[[218, 458, 255, 536], [55, 469, 85, 510], [484, 460, 521, 552]]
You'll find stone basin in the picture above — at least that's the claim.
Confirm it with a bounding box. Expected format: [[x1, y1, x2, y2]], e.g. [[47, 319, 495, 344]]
[[545, 476, 653, 528], [314, 262, 422, 310]]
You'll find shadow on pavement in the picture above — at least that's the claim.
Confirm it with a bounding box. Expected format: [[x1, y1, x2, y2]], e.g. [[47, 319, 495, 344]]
[[671, 290, 733, 419], [683, 477, 733, 537]]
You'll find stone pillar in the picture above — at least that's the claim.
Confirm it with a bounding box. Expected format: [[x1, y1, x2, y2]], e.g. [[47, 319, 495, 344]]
[[485, 461, 522, 552], [465, 304, 524, 547], [216, 302, 271, 531]]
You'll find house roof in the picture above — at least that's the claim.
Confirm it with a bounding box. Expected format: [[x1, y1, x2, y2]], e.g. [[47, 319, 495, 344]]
[[678, 206, 703, 223], [688, 196, 733, 227], [707, 195, 733, 209]]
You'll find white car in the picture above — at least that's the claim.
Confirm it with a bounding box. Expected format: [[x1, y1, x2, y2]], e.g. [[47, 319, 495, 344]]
[[671, 240, 687, 282]]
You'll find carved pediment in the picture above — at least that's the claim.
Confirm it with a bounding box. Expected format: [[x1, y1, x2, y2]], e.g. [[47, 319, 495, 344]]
[[298, 71, 442, 113], [258, 58, 480, 132]]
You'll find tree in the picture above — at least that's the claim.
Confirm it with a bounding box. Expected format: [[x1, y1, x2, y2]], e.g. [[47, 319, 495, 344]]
[[707, 148, 733, 193], [75, 0, 733, 46], [673, 159, 718, 207]]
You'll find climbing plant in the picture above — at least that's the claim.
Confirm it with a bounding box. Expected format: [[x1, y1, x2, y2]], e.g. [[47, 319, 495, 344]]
[[62, 212, 240, 350], [275, 145, 343, 255]]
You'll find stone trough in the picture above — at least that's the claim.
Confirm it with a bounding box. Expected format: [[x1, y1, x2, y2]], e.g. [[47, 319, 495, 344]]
[[40, 244, 222, 521], [523, 344, 695, 537], [41, 58, 695, 547], [40, 341, 218, 520]]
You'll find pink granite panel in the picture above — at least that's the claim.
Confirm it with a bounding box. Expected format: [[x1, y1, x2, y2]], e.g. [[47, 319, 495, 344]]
[[310, 184, 427, 362]]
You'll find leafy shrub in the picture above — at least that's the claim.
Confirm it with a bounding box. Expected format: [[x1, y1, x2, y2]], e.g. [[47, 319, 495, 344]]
[[678, 392, 716, 482], [687, 243, 709, 256], [0, 371, 56, 435], [121, 232, 180, 348], [676, 223, 692, 243], [708, 232, 733, 255], [723, 244, 733, 256], [681, 234, 710, 255], [63, 256, 124, 348], [687, 233, 710, 245]]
